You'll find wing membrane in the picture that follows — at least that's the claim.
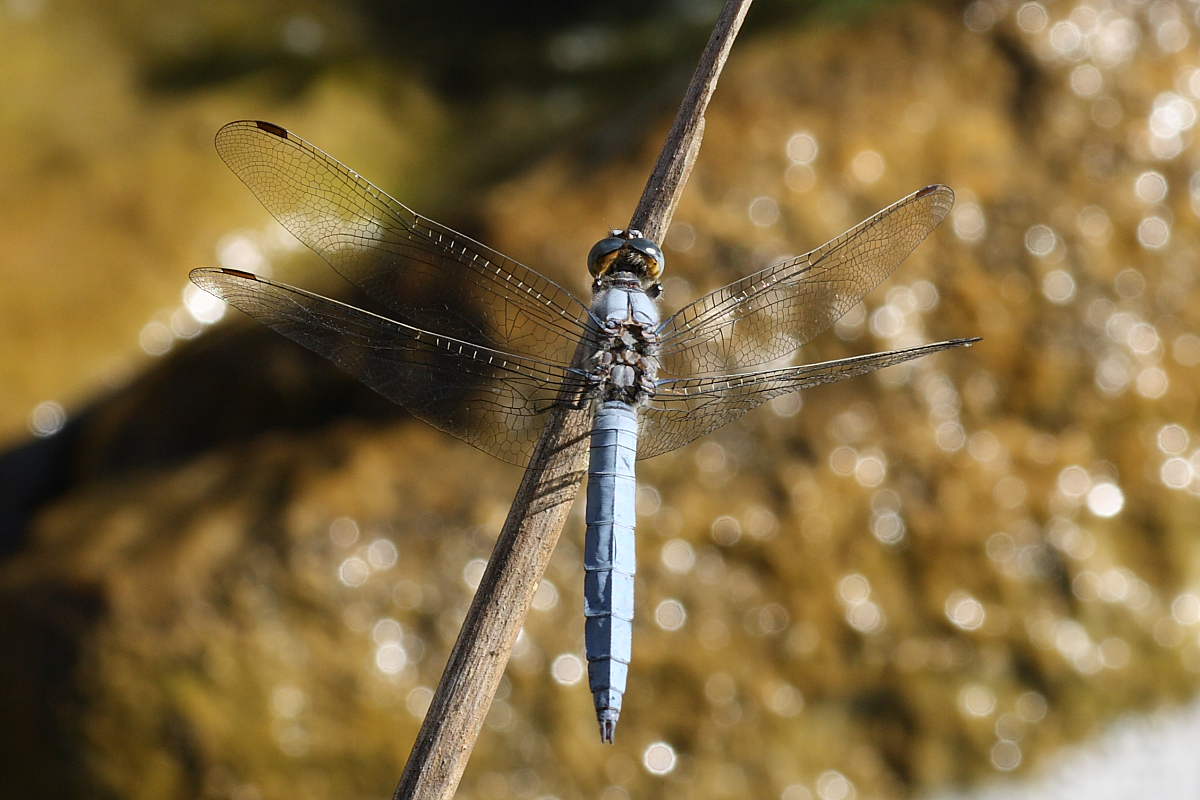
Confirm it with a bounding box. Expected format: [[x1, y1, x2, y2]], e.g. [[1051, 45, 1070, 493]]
[[214, 120, 594, 364], [638, 337, 979, 459], [191, 267, 589, 465], [658, 185, 955, 376]]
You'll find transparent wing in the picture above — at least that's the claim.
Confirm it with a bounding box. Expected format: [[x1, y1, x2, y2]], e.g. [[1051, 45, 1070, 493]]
[[638, 337, 979, 460], [657, 185, 955, 377], [214, 120, 594, 363], [191, 268, 590, 466]]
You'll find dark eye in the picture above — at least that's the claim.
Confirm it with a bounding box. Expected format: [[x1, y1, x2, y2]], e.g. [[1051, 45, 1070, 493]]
[[587, 237, 625, 277], [628, 237, 665, 278]]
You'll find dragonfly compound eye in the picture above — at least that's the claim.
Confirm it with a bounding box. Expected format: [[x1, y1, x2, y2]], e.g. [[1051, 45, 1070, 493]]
[[588, 237, 627, 277], [626, 237, 665, 280], [587, 233, 666, 280]]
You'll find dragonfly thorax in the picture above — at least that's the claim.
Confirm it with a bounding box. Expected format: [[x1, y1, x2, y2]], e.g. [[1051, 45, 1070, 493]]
[[588, 285, 661, 407]]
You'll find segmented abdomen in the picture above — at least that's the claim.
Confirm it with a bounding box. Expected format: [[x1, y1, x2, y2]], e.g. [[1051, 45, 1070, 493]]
[[583, 400, 638, 743]]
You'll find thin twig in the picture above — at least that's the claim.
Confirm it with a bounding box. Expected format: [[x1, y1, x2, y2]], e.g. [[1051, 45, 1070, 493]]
[[392, 374, 593, 800], [630, 0, 753, 243], [392, 3, 753, 798]]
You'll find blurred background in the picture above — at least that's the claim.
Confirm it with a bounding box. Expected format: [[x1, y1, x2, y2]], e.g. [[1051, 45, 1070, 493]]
[[3, 0, 1200, 798]]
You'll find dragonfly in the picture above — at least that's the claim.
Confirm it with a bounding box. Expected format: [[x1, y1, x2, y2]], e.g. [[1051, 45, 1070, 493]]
[[192, 120, 979, 744]]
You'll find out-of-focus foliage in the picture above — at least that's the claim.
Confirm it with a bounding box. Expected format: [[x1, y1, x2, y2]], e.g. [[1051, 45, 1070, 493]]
[[3, 1, 1200, 799]]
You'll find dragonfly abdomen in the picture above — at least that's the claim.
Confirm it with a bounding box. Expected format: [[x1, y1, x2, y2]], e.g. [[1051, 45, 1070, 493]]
[[584, 401, 639, 743]]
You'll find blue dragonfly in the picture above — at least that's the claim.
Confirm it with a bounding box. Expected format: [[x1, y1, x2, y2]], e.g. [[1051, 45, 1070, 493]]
[[192, 120, 978, 743]]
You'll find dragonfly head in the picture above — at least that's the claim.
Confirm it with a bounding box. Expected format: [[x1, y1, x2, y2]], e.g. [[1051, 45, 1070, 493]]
[[588, 229, 665, 294]]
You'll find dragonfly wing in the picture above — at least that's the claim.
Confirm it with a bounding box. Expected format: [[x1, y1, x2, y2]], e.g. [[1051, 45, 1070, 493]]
[[657, 185, 955, 376], [214, 120, 594, 364], [637, 337, 979, 460], [191, 268, 590, 466]]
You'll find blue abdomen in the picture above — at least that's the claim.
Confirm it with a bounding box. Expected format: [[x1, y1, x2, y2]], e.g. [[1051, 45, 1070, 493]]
[[583, 400, 639, 743]]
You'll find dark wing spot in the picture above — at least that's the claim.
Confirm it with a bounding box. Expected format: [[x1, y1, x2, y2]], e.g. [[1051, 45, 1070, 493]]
[[219, 268, 259, 280], [916, 184, 942, 197], [254, 121, 289, 139]]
